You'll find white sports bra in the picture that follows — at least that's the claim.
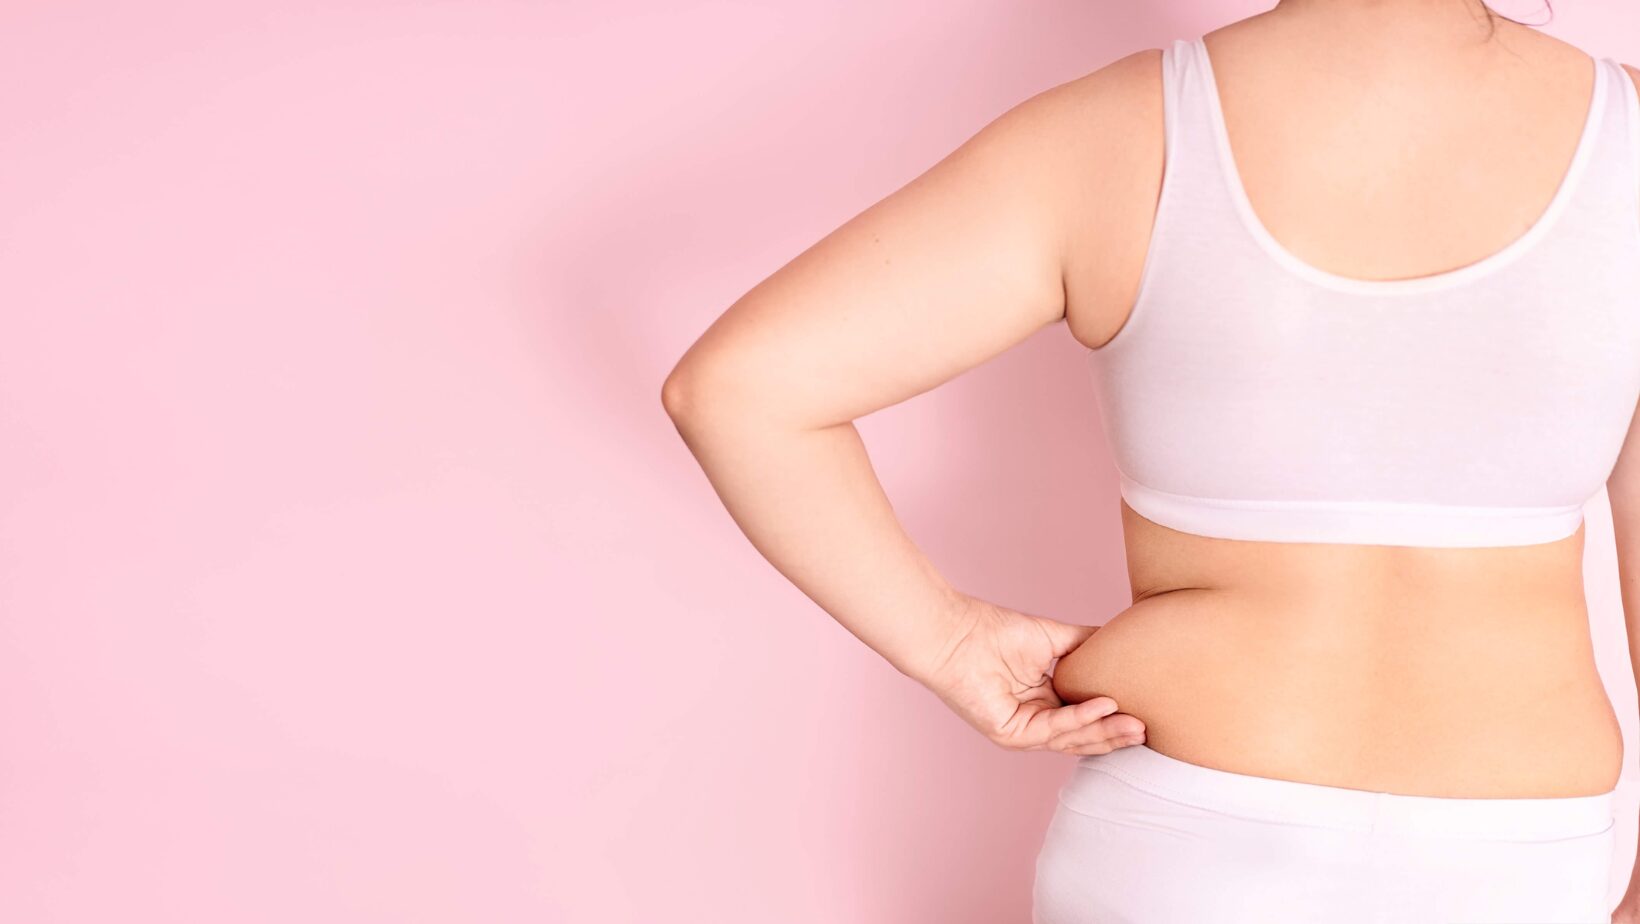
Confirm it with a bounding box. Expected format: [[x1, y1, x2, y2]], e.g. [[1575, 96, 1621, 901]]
[[1089, 36, 1640, 548]]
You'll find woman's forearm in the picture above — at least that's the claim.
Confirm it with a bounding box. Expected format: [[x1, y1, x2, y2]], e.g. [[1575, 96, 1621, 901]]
[[664, 387, 971, 684]]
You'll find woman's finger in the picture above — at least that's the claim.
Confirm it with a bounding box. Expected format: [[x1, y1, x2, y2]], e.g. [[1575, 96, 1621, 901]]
[[1045, 713, 1147, 754], [1006, 695, 1120, 748], [1063, 736, 1146, 756]]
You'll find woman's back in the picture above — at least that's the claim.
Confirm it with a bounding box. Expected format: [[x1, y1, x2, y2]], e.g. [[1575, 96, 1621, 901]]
[[1052, 11, 1640, 798]]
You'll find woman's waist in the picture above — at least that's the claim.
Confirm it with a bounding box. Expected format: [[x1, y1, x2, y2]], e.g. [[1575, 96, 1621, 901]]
[[1050, 588, 1622, 798]]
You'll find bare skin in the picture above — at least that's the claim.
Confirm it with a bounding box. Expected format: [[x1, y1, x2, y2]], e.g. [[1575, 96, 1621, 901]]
[[1052, 502, 1617, 797], [663, 0, 1640, 916]]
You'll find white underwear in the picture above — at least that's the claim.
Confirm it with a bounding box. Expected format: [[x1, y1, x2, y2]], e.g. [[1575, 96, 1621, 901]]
[[1033, 743, 1618, 923]]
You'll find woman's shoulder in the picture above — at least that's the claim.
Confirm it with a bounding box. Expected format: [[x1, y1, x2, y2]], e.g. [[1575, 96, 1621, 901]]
[[941, 46, 1168, 245], [976, 46, 1168, 214], [1019, 47, 1166, 135]]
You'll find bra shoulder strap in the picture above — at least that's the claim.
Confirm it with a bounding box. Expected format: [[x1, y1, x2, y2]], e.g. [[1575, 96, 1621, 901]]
[[1609, 58, 1640, 223], [1152, 37, 1232, 205], [1557, 57, 1640, 237]]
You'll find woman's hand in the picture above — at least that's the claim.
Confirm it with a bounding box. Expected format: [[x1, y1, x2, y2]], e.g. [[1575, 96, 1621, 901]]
[[1613, 891, 1639, 924], [914, 594, 1147, 755]]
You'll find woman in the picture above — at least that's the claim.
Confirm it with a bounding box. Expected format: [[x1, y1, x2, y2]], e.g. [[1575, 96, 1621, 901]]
[[663, 1, 1640, 921]]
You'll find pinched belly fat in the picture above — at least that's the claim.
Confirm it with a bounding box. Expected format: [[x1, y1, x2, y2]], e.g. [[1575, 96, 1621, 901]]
[[1046, 586, 1623, 798]]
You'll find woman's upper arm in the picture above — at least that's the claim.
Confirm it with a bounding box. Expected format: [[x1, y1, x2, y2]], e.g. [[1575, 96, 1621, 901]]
[[664, 53, 1154, 429]]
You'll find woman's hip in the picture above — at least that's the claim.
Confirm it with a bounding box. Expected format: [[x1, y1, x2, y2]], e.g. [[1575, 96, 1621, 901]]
[[1033, 744, 1618, 924]]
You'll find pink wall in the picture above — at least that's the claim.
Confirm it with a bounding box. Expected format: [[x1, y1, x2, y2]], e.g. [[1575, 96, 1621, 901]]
[[2, 1, 1639, 921]]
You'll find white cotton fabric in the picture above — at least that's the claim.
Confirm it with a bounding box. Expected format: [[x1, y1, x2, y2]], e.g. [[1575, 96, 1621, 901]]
[[1034, 744, 1618, 924], [1089, 37, 1640, 547]]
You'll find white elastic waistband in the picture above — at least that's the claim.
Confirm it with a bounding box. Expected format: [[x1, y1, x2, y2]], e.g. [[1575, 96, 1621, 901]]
[[1068, 744, 1615, 839]]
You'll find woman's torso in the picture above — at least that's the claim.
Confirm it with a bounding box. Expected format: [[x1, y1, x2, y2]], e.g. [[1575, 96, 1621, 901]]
[[1052, 15, 1638, 799], [1055, 503, 1622, 798]]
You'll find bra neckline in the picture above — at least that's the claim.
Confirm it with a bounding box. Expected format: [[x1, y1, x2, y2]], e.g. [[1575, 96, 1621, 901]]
[[1193, 35, 1609, 297]]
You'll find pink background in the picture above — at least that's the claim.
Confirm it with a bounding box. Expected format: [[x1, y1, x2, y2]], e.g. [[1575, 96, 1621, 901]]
[[3, 1, 1639, 921]]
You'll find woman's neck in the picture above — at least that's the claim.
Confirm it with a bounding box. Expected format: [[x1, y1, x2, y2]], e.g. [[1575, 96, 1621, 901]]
[[1261, 0, 1518, 52]]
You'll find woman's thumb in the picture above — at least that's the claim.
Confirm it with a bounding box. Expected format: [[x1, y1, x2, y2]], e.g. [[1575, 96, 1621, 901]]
[[1038, 617, 1098, 657]]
